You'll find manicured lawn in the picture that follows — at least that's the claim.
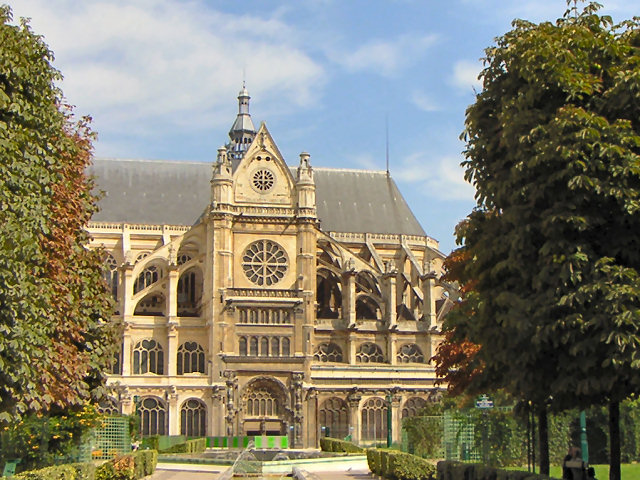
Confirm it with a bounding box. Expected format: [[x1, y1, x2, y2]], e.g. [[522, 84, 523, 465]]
[[547, 464, 640, 479]]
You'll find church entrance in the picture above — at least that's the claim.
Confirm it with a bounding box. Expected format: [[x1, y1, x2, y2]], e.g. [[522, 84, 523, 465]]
[[241, 377, 289, 436]]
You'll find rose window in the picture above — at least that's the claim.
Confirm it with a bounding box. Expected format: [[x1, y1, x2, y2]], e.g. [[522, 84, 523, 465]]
[[242, 240, 288, 286], [252, 169, 275, 192]]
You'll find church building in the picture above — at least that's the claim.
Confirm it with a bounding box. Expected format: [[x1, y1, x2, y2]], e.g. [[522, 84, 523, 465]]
[[89, 86, 453, 447]]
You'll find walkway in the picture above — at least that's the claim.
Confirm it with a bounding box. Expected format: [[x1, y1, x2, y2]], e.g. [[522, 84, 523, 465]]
[[148, 462, 373, 479]]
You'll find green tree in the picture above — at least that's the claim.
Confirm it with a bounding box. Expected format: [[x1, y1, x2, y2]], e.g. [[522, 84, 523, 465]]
[[0, 6, 119, 422], [448, 3, 640, 478]]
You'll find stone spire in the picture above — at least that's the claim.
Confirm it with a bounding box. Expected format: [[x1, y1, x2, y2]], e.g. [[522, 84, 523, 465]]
[[227, 83, 256, 160]]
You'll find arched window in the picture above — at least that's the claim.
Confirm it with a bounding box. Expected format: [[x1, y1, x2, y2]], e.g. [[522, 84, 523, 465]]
[[239, 337, 247, 356], [245, 388, 279, 417], [319, 397, 348, 439], [314, 343, 343, 363], [356, 343, 385, 363], [397, 344, 425, 363], [250, 337, 258, 356], [97, 397, 119, 415], [104, 254, 118, 301], [133, 339, 164, 374], [134, 265, 162, 294], [260, 337, 269, 357], [282, 338, 290, 356], [177, 267, 202, 317], [271, 337, 280, 357], [402, 397, 427, 419], [181, 399, 206, 437], [177, 342, 205, 374], [361, 397, 388, 441], [139, 397, 166, 436]]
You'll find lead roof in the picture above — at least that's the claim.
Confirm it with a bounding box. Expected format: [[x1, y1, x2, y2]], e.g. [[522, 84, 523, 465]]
[[88, 158, 426, 237]]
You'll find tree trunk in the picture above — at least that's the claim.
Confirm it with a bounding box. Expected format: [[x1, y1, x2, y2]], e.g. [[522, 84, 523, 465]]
[[609, 401, 621, 480], [538, 405, 549, 476]]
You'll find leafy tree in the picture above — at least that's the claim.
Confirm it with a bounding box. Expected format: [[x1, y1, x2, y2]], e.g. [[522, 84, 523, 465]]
[[0, 6, 119, 422], [446, 2, 640, 478]]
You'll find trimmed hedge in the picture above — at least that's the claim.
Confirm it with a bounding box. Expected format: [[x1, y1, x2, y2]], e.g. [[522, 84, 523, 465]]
[[319, 437, 365, 453], [367, 448, 436, 480], [436, 460, 559, 480], [4, 450, 158, 480], [160, 438, 207, 454]]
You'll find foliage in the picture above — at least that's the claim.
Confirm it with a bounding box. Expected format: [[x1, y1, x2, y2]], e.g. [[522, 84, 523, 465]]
[[0, 404, 103, 471], [440, 2, 640, 475], [368, 448, 436, 480], [319, 437, 365, 453], [159, 437, 207, 454], [0, 5, 120, 422], [0, 450, 156, 480], [403, 414, 443, 458], [432, 245, 482, 396], [367, 448, 381, 475], [436, 460, 560, 480]]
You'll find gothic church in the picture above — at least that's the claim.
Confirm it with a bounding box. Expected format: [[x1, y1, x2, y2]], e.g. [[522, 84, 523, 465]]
[[89, 86, 453, 447]]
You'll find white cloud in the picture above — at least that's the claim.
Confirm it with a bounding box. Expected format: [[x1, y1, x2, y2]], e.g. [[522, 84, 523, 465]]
[[11, 0, 326, 150], [351, 153, 381, 170], [411, 90, 439, 112], [394, 152, 475, 201], [331, 33, 438, 77], [451, 59, 482, 92]]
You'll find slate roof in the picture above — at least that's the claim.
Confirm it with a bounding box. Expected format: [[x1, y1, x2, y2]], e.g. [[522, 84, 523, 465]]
[[89, 158, 426, 236]]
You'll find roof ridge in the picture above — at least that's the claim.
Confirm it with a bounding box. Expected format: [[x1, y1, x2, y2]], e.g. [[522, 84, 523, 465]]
[[95, 157, 388, 175], [94, 157, 209, 166]]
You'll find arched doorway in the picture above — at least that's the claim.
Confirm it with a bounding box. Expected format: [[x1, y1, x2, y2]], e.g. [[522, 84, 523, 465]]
[[241, 377, 289, 436]]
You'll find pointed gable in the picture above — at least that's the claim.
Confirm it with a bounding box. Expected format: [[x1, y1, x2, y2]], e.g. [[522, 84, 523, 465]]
[[232, 123, 295, 206]]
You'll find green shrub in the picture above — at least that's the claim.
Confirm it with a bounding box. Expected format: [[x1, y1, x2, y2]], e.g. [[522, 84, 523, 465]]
[[391, 451, 436, 480], [133, 449, 157, 476], [367, 448, 381, 475], [13, 464, 76, 480], [159, 437, 206, 454], [70, 462, 96, 480], [319, 437, 364, 453], [141, 435, 159, 451], [379, 450, 391, 477]]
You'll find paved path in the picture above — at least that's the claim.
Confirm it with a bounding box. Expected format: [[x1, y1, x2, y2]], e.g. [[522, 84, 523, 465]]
[[148, 463, 374, 479]]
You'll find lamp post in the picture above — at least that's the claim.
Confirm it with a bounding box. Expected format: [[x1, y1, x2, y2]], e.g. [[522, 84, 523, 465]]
[[580, 411, 589, 463]]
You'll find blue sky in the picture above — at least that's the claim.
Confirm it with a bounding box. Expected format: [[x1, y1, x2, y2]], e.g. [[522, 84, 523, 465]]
[[11, 0, 638, 253]]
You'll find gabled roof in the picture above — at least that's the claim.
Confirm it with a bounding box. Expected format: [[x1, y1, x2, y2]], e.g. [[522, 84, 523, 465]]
[[88, 158, 426, 237]]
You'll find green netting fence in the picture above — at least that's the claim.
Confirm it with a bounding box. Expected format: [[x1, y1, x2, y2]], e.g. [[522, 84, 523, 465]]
[[83, 416, 131, 461]]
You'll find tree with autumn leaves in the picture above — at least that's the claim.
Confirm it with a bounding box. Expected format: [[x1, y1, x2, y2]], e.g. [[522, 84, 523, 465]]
[[0, 5, 119, 427], [434, 3, 640, 479]]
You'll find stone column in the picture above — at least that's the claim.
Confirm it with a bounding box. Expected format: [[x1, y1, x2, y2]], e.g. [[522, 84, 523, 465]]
[[292, 373, 304, 448], [306, 389, 318, 448], [167, 260, 179, 318], [420, 270, 437, 329], [387, 334, 398, 365], [342, 262, 357, 327], [347, 390, 362, 445], [390, 393, 402, 444], [167, 322, 178, 377], [382, 261, 398, 329], [122, 323, 132, 376], [167, 387, 179, 435], [347, 333, 357, 364], [224, 371, 237, 437]]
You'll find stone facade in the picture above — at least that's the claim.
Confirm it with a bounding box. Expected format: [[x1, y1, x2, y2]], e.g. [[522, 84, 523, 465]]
[[90, 88, 455, 447]]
